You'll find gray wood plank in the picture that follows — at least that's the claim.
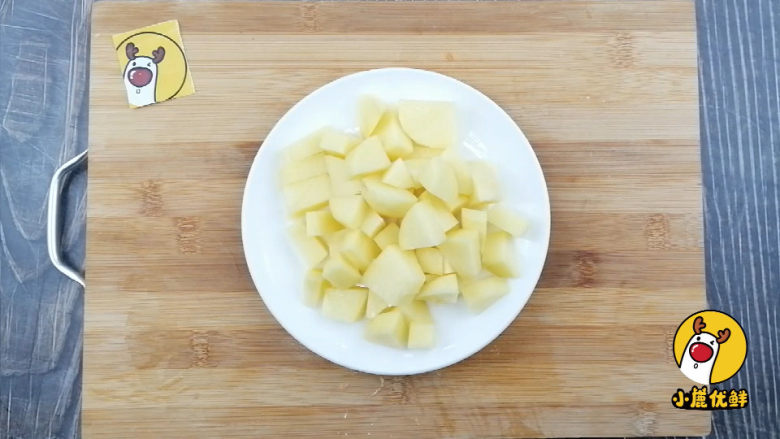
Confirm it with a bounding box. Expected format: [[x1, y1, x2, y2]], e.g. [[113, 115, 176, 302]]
[[0, 0, 778, 437]]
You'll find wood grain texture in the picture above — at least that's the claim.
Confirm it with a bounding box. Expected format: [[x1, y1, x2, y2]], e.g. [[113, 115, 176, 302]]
[[83, 1, 708, 437], [0, 0, 777, 438]]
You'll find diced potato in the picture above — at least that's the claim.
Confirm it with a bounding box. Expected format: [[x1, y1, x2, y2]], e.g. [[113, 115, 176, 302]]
[[399, 300, 432, 322], [324, 156, 362, 196], [305, 210, 342, 236], [443, 259, 454, 274], [373, 223, 400, 250], [365, 307, 408, 348], [415, 247, 445, 275], [281, 153, 326, 185], [281, 96, 535, 349], [283, 131, 322, 162], [382, 159, 415, 189], [365, 291, 390, 319], [460, 276, 509, 312], [322, 288, 368, 322], [329, 195, 367, 229], [405, 146, 445, 159], [319, 128, 359, 157], [323, 228, 349, 254], [360, 209, 385, 238], [439, 229, 482, 277], [303, 269, 326, 307], [487, 204, 529, 237], [362, 179, 417, 218], [447, 195, 470, 212], [482, 232, 520, 277], [375, 111, 414, 159], [418, 194, 459, 231], [398, 301, 436, 349], [399, 201, 447, 250], [486, 222, 502, 234], [461, 208, 487, 246], [289, 223, 328, 267], [322, 254, 361, 288], [419, 157, 459, 206], [346, 136, 391, 177], [418, 273, 459, 303], [340, 230, 380, 271], [358, 95, 384, 137], [471, 161, 499, 204], [408, 321, 435, 349], [362, 245, 425, 305], [283, 174, 331, 214], [403, 159, 425, 189], [398, 100, 455, 149], [445, 155, 474, 196]]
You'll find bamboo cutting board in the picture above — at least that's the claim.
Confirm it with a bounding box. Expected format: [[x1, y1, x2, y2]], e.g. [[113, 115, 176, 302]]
[[85, 1, 709, 437]]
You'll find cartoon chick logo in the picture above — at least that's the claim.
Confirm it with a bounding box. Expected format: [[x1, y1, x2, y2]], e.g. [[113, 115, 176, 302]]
[[670, 310, 749, 411], [112, 20, 195, 108]]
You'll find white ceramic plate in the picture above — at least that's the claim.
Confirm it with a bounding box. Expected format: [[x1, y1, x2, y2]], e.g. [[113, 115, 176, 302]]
[[242, 68, 550, 375]]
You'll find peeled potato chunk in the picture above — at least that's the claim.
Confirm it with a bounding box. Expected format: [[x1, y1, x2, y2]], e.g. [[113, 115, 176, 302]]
[[322, 288, 368, 322], [460, 276, 509, 312], [439, 229, 482, 277], [329, 195, 367, 229], [375, 111, 414, 159], [319, 128, 359, 157], [305, 210, 342, 237], [281, 153, 326, 185], [339, 230, 380, 271], [408, 321, 436, 349], [322, 254, 361, 289], [362, 245, 425, 305], [366, 291, 390, 319], [324, 156, 362, 196], [399, 301, 435, 349], [358, 95, 385, 137], [373, 223, 400, 250], [346, 136, 391, 177], [419, 157, 459, 207], [418, 193, 458, 231], [289, 222, 328, 268], [365, 307, 408, 347], [360, 209, 386, 238], [399, 201, 447, 250], [303, 269, 327, 307], [284, 131, 322, 162], [444, 154, 474, 196], [471, 161, 499, 204], [415, 247, 446, 275], [362, 179, 417, 218], [483, 232, 520, 277], [283, 174, 331, 215], [460, 208, 488, 246], [406, 146, 445, 159], [487, 204, 529, 237], [399, 300, 432, 323], [398, 100, 455, 149], [417, 273, 459, 303], [403, 159, 426, 189], [382, 158, 415, 189]]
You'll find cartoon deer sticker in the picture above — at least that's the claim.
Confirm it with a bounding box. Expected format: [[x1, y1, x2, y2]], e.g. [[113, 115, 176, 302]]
[[679, 316, 730, 385], [122, 42, 165, 107]]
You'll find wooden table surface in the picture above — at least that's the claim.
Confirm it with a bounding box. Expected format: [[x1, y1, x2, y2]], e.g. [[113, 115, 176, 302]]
[[0, 0, 777, 438]]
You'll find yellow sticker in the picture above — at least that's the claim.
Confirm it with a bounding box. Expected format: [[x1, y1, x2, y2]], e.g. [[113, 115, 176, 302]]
[[112, 20, 195, 108]]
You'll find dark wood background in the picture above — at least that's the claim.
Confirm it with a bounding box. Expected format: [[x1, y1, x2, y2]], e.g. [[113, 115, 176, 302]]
[[0, 0, 777, 437]]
